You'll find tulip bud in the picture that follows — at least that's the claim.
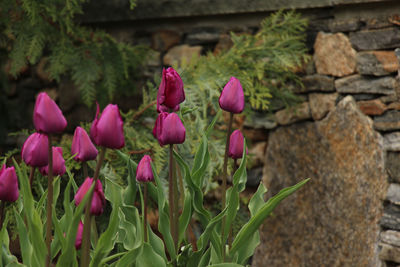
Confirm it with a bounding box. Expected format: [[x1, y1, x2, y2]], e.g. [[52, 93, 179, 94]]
[[228, 130, 247, 159], [74, 177, 106, 216], [33, 92, 67, 134], [75, 221, 84, 250], [21, 132, 49, 167], [219, 77, 245, 114], [71, 127, 98, 162], [90, 103, 125, 149], [153, 112, 185, 146], [136, 155, 154, 182], [39, 147, 66, 176], [157, 67, 185, 112], [0, 165, 19, 202]]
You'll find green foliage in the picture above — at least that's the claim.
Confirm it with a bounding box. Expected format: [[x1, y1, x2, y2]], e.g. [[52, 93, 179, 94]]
[[0, 0, 147, 106]]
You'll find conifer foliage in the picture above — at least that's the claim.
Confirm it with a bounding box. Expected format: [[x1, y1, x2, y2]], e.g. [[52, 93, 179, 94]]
[[0, 0, 146, 106]]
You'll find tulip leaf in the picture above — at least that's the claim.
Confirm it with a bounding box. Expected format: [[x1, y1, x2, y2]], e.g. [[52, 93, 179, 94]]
[[191, 135, 210, 188], [115, 246, 142, 267], [207, 263, 244, 267], [152, 163, 176, 260], [13, 158, 46, 266], [229, 178, 310, 257], [178, 190, 192, 245], [123, 154, 138, 206], [135, 243, 167, 267], [90, 178, 123, 267], [232, 139, 247, 192], [117, 205, 140, 250], [13, 208, 32, 266], [0, 214, 25, 266], [205, 109, 222, 138], [148, 222, 167, 261], [57, 183, 95, 267]]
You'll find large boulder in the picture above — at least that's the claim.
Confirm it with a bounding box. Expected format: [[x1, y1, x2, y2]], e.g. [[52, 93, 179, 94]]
[[253, 96, 387, 266]]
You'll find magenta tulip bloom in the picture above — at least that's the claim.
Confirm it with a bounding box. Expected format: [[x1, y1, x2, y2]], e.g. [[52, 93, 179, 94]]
[[21, 132, 49, 167], [136, 155, 154, 182], [219, 77, 245, 114], [229, 130, 247, 159], [153, 112, 185, 146], [0, 165, 19, 202], [74, 177, 106, 216], [75, 221, 84, 250], [39, 147, 66, 176], [71, 127, 98, 162], [90, 103, 125, 149], [157, 67, 185, 112], [33, 92, 67, 134]]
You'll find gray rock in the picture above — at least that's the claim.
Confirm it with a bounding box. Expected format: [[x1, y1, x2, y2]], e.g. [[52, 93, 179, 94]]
[[293, 74, 334, 93], [335, 74, 396, 95], [386, 152, 400, 183], [328, 18, 361, 33], [163, 45, 202, 66], [349, 28, 400, 51], [380, 230, 400, 247], [381, 204, 400, 230], [253, 96, 387, 266], [275, 102, 311, 125], [379, 243, 400, 263], [374, 111, 400, 131], [387, 183, 400, 205], [246, 167, 263, 187], [309, 92, 338, 120], [186, 28, 220, 45], [383, 132, 400, 151], [244, 113, 277, 130], [356, 51, 399, 76]]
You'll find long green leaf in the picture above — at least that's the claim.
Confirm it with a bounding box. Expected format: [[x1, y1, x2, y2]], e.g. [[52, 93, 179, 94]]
[[135, 243, 167, 267], [229, 178, 310, 256], [152, 163, 176, 260], [13, 209, 32, 266], [0, 214, 25, 266]]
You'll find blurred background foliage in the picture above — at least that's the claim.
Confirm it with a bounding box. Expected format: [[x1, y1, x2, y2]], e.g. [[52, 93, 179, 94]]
[[0, 0, 309, 195]]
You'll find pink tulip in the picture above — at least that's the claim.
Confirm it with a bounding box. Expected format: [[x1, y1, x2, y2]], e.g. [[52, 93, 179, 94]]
[[21, 132, 49, 167], [74, 177, 106, 216], [153, 112, 185, 146], [39, 147, 66, 176], [219, 77, 245, 114], [228, 130, 247, 159], [71, 127, 98, 162], [75, 221, 84, 250], [33, 92, 67, 134], [136, 155, 154, 182], [0, 165, 19, 202], [157, 67, 185, 112], [90, 103, 125, 149]]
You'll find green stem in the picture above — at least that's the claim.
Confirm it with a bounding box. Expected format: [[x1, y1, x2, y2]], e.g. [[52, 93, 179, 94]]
[[144, 183, 148, 242], [100, 252, 126, 264], [221, 112, 233, 261], [173, 155, 179, 250], [228, 159, 238, 247], [45, 135, 53, 267], [82, 162, 88, 178], [29, 166, 35, 189], [0, 201, 5, 230], [91, 218, 98, 247], [168, 145, 174, 247], [80, 148, 106, 267]]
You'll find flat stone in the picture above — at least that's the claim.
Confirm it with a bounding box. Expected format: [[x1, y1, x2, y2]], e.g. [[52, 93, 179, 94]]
[[152, 30, 181, 52], [163, 45, 202, 66], [59, 80, 80, 112], [248, 141, 267, 167], [387, 152, 400, 183], [350, 27, 400, 51], [388, 102, 400, 111], [253, 96, 387, 266], [247, 167, 263, 187], [384, 132, 400, 151], [380, 230, 400, 247], [242, 127, 268, 142], [293, 74, 335, 93], [314, 32, 356, 77], [146, 50, 161, 67], [379, 243, 400, 263], [381, 204, 400, 230], [357, 51, 399, 76], [309, 92, 338, 120], [387, 183, 400, 205], [374, 111, 400, 131], [185, 28, 220, 45], [244, 113, 277, 130], [357, 99, 387, 116], [335, 74, 396, 95], [275, 102, 311, 125], [328, 18, 361, 33]]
